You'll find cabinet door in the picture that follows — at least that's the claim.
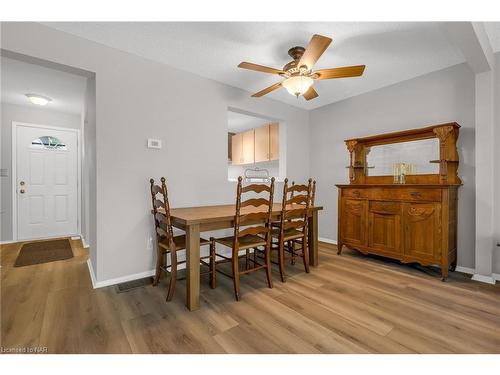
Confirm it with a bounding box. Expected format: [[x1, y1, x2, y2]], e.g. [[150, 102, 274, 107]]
[[269, 123, 279, 161], [368, 202, 402, 255], [231, 133, 243, 165], [341, 198, 367, 246], [403, 202, 441, 261], [242, 130, 255, 164], [254, 125, 270, 163]]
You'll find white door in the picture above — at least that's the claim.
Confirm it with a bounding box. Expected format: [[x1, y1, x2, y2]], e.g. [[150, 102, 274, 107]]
[[16, 124, 79, 240]]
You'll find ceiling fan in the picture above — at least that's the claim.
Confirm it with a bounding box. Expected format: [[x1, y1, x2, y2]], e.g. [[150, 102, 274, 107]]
[[238, 34, 365, 101]]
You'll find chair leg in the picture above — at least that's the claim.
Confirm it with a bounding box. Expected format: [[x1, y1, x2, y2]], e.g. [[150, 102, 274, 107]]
[[290, 240, 296, 265], [209, 239, 216, 289], [153, 245, 163, 286], [301, 236, 310, 274], [264, 242, 273, 289], [245, 249, 250, 271], [278, 238, 286, 282], [166, 250, 177, 301], [231, 250, 241, 301]]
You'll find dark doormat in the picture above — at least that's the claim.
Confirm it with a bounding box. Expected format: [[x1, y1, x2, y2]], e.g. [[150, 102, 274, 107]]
[[14, 239, 73, 267]]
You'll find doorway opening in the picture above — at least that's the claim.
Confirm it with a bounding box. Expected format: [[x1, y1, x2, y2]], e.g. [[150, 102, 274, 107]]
[[1, 50, 96, 246], [227, 108, 286, 183]]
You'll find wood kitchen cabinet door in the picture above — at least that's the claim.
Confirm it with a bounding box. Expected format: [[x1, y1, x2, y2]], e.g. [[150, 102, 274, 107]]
[[341, 198, 367, 246], [231, 133, 243, 165], [254, 125, 270, 163], [269, 123, 279, 161], [403, 202, 441, 261], [242, 129, 255, 164], [368, 201, 402, 255]]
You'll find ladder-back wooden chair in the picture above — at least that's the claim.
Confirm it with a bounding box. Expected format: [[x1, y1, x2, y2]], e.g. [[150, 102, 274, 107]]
[[150, 177, 215, 301], [210, 176, 275, 301], [286, 180, 316, 265], [271, 178, 313, 282]]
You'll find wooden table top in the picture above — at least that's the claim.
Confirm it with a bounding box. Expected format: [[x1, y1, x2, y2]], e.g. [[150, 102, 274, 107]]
[[162, 203, 323, 225]]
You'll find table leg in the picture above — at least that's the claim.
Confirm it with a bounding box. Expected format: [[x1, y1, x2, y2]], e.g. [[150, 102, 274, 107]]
[[186, 223, 200, 311], [308, 210, 319, 267]]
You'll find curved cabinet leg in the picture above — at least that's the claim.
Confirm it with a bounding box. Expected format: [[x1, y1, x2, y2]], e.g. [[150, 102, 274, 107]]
[[449, 259, 457, 272], [337, 242, 344, 255], [441, 265, 449, 282]]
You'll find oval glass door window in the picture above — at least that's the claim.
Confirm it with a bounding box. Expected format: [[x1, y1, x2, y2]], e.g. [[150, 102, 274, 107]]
[[31, 136, 67, 150]]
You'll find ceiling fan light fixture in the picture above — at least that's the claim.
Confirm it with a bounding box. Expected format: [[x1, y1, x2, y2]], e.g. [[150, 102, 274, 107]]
[[282, 76, 313, 97], [25, 93, 52, 106]]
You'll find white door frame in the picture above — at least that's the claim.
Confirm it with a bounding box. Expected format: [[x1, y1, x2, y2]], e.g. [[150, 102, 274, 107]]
[[12, 121, 82, 241]]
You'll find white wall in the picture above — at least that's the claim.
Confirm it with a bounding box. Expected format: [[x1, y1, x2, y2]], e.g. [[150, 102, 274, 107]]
[[0, 102, 81, 241], [309, 63, 476, 269], [81, 76, 97, 272], [0, 22, 310, 283], [494, 52, 500, 275]]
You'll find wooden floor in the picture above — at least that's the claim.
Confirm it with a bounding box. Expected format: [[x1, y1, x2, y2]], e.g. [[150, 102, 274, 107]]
[[1, 239, 500, 354]]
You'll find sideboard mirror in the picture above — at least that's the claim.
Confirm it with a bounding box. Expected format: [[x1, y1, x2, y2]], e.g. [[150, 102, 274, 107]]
[[366, 138, 440, 176], [345, 123, 461, 185]]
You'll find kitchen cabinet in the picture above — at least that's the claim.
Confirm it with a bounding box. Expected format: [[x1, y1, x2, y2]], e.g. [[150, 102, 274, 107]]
[[254, 125, 270, 163], [269, 123, 279, 161]]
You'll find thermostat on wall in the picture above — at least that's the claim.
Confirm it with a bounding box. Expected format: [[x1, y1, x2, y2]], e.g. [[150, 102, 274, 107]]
[[147, 139, 162, 149]]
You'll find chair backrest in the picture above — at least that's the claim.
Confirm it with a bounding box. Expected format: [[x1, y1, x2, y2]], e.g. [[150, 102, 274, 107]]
[[233, 176, 275, 246], [278, 178, 313, 236], [290, 180, 316, 206], [149, 177, 174, 248]]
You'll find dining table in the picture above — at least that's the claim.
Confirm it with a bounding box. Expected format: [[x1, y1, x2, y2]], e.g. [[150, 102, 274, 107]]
[[159, 203, 323, 311]]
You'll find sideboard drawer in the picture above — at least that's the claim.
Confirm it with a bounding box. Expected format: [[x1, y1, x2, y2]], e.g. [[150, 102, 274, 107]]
[[374, 189, 441, 202], [398, 189, 441, 202], [370, 201, 401, 214], [342, 188, 369, 199]]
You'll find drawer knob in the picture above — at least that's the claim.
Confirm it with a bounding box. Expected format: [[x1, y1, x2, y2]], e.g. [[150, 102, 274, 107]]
[[352, 191, 360, 196], [410, 192, 422, 198]]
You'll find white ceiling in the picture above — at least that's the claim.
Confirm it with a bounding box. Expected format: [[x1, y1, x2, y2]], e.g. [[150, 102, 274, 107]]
[[1, 56, 86, 115], [42, 22, 500, 110], [227, 110, 270, 133]]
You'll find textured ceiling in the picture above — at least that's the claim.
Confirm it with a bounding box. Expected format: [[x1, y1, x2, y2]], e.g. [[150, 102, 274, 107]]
[[1, 56, 86, 115], [41, 22, 497, 110]]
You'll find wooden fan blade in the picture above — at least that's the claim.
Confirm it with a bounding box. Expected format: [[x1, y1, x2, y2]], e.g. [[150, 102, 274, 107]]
[[303, 86, 319, 101], [298, 34, 332, 70], [251, 82, 282, 97], [238, 62, 284, 75], [314, 65, 366, 80]]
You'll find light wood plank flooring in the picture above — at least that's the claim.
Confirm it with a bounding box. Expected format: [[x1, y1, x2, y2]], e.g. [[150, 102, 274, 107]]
[[1, 239, 499, 353]]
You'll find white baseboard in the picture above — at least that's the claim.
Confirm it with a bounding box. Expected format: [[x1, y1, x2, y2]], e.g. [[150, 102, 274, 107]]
[[0, 239, 18, 245], [455, 266, 475, 275], [86, 259, 155, 289], [492, 273, 500, 282], [319, 237, 337, 245], [80, 236, 90, 249], [71, 235, 81, 240], [471, 273, 496, 285], [86, 259, 98, 289]]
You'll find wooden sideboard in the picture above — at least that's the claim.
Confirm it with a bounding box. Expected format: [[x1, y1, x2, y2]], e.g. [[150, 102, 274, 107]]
[[336, 123, 462, 280]]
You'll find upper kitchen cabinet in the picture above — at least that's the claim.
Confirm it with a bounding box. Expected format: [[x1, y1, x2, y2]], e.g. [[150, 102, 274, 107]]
[[230, 123, 280, 165], [254, 125, 270, 163], [231, 132, 244, 165], [242, 129, 255, 164], [269, 123, 279, 161]]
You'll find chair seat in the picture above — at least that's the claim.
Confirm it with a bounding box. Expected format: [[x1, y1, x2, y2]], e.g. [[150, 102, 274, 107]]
[[270, 227, 304, 241], [214, 234, 266, 250], [158, 235, 210, 251]]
